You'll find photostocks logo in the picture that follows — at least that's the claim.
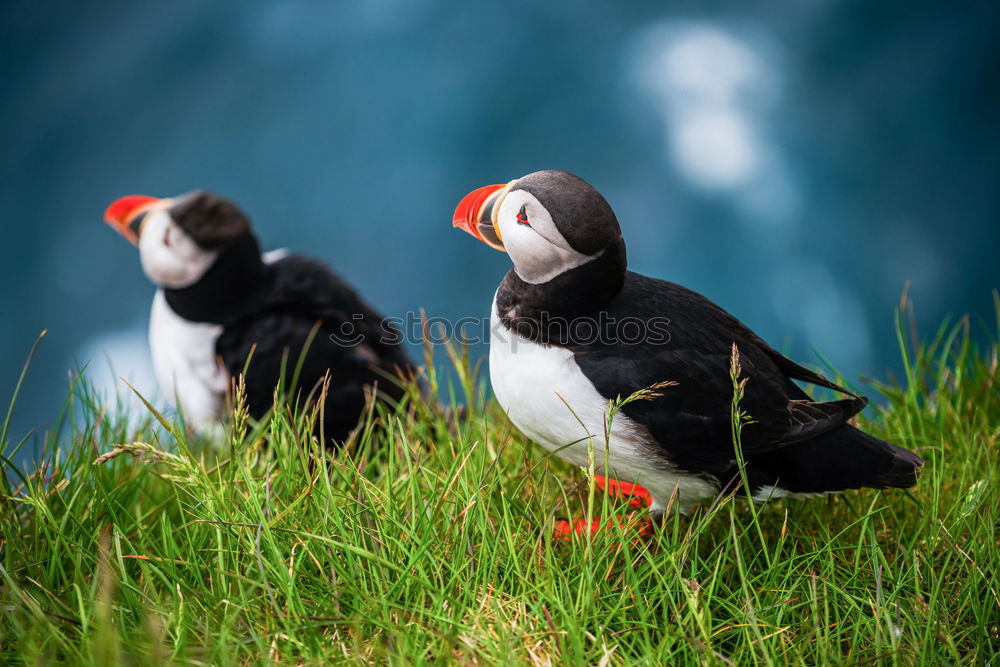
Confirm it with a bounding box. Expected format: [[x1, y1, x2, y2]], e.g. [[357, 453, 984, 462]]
[[330, 312, 671, 348]]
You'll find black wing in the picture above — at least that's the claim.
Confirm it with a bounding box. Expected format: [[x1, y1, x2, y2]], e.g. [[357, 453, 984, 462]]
[[571, 273, 866, 474], [216, 255, 411, 442]]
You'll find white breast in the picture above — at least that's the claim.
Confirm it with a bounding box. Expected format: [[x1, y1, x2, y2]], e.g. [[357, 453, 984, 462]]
[[488, 294, 717, 512], [146, 250, 286, 431], [149, 290, 228, 430]]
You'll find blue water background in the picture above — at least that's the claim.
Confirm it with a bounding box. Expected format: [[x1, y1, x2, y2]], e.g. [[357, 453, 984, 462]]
[[1, 0, 997, 449]]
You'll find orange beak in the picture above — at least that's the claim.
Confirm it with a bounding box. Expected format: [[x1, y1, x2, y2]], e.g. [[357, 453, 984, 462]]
[[452, 183, 509, 252], [104, 194, 160, 245]]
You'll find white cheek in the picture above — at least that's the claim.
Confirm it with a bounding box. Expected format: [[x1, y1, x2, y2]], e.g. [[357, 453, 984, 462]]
[[499, 221, 552, 282], [497, 207, 593, 285], [138, 214, 217, 288]]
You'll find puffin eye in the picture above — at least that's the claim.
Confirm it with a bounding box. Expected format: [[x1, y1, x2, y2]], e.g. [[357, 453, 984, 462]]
[[516, 205, 530, 226]]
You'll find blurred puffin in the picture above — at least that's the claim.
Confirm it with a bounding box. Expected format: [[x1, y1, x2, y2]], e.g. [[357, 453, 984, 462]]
[[453, 170, 922, 533], [104, 190, 410, 443]]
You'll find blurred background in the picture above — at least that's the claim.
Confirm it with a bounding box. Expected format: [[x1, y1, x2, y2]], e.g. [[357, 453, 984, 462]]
[[1, 0, 998, 443]]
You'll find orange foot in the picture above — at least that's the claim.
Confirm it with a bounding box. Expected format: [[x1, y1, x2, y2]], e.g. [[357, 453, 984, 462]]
[[553, 476, 655, 541], [553, 514, 653, 541], [593, 475, 653, 509]]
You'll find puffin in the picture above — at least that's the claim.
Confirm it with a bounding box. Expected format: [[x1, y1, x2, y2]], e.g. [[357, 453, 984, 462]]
[[453, 169, 922, 533], [104, 190, 411, 443]]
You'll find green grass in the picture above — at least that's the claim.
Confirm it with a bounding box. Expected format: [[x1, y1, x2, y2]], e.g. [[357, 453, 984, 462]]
[[1, 299, 998, 665]]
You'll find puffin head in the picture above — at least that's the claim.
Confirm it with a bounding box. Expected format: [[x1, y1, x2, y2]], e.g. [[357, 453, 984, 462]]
[[104, 190, 255, 288], [453, 170, 624, 284]]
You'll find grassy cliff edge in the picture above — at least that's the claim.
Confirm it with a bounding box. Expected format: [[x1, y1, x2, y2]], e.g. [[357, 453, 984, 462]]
[[1, 300, 997, 664]]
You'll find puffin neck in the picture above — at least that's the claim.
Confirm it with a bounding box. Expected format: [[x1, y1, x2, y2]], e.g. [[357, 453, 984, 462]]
[[495, 240, 627, 345], [163, 233, 269, 325]]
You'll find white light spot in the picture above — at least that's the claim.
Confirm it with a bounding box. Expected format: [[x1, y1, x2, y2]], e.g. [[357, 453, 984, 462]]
[[76, 326, 162, 422], [627, 20, 798, 225], [671, 110, 760, 189], [656, 25, 767, 110]]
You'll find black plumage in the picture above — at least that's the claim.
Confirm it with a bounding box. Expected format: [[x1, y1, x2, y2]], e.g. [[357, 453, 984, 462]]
[[155, 192, 411, 443], [169, 190, 253, 249], [489, 170, 922, 499], [211, 252, 410, 443]]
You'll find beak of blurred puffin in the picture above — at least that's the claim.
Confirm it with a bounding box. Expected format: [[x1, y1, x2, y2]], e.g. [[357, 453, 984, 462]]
[[103, 195, 161, 245], [452, 183, 510, 252]]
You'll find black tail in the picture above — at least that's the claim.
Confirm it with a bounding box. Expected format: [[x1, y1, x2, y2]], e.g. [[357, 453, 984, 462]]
[[745, 425, 923, 495]]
